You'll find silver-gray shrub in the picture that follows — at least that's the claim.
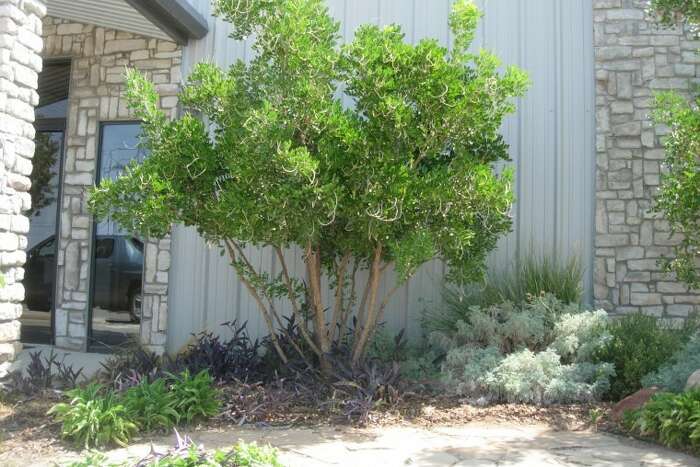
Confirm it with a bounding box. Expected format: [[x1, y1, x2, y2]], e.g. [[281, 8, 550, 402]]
[[642, 334, 700, 393], [436, 296, 614, 404]]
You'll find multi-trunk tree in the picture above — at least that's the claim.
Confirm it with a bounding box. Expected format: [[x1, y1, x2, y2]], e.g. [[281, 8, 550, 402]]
[[648, 0, 699, 287], [89, 0, 528, 369]]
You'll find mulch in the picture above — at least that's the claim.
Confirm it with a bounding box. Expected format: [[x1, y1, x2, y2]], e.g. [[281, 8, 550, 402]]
[[0, 382, 610, 462]]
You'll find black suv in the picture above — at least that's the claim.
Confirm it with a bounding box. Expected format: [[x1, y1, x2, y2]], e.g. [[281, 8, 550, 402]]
[[23, 235, 144, 321]]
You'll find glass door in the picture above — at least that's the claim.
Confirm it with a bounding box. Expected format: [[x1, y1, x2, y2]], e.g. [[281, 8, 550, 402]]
[[88, 122, 147, 351], [21, 126, 64, 344]]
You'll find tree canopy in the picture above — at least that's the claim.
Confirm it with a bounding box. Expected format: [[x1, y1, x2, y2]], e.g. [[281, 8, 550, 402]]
[[649, 0, 699, 287]]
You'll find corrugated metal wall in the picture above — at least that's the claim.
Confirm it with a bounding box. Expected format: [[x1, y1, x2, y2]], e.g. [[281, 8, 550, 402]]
[[167, 0, 596, 353]]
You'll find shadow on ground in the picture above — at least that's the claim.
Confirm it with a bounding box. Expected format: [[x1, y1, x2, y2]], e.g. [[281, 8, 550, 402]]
[[23, 423, 698, 467]]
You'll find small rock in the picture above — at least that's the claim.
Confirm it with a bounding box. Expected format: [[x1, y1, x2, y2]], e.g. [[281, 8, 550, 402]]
[[685, 369, 700, 391], [611, 387, 659, 422]]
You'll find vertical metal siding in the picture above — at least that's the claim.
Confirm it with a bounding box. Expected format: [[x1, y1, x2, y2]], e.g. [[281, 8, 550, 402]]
[[168, 0, 595, 353]]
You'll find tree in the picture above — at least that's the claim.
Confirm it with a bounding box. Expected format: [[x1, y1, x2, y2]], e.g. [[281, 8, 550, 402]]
[[648, 0, 699, 33], [89, 0, 528, 369], [648, 0, 699, 287], [28, 132, 59, 217]]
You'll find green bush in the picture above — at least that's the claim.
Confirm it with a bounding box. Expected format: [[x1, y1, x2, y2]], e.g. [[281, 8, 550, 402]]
[[169, 370, 221, 424], [48, 383, 137, 448], [643, 334, 700, 393], [425, 256, 582, 334], [436, 297, 614, 404], [366, 329, 441, 381], [624, 389, 700, 452], [123, 378, 179, 432], [592, 313, 698, 401]]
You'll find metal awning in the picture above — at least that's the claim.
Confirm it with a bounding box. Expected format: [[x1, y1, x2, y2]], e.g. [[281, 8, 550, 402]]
[[46, 0, 208, 44]]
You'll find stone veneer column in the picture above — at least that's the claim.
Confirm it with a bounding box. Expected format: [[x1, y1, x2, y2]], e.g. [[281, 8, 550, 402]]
[[0, 0, 45, 373], [42, 18, 180, 351], [594, 0, 700, 317]]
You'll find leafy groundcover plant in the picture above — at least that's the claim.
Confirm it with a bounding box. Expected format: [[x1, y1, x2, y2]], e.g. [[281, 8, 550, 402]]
[[624, 389, 700, 453], [170, 370, 221, 424], [48, 383, 137, 449], [88, 0, 528, 371], [49, 371, 220, 448], [67, 438, 282, 467], [122, 378, 179, 432]]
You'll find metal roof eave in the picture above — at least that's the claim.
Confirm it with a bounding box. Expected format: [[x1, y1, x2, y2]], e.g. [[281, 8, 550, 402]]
[[124, 0, 209, 45]]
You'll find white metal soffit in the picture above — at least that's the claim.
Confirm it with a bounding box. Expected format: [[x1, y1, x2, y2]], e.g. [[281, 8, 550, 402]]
[[46, 0, 170, 40]]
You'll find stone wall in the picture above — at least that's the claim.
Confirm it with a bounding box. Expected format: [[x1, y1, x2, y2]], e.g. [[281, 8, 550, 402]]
[[0, 0, 45, 373], [594, 0, 700, 317], [42, 17, 180, 351]]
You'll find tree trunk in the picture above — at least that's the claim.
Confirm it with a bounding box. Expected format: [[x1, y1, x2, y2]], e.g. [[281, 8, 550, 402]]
[[305, 244, 332, 373], [351, 245, 383, 367]]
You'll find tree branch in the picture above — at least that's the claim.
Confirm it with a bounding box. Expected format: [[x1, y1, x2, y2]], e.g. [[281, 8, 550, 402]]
[[224, 239, 288, 364], [305, 243, 330, 357], [329, 251, 350, 342], [274, 246, 322, 357], [352, 244, 384, 366], [339, 259, 359, 335]]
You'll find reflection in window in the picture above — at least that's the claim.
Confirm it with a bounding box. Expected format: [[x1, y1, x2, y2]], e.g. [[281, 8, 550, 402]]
[[90, 123, 147, 350], [27, 131, 62, 248], [21, 131, 63, 344]]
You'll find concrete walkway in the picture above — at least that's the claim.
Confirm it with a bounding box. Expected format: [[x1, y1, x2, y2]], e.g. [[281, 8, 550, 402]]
[[39, 423, 699, 467], [7, 344, 109, 379]]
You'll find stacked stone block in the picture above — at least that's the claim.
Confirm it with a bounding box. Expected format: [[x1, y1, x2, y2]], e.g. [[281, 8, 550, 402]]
[[0, 0, 45, 374], [594, 0, 700, 317], [42, 17, 180, 352]]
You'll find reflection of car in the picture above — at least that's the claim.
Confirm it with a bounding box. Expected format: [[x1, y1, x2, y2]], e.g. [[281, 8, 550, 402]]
[[23, 235, 144, 321]]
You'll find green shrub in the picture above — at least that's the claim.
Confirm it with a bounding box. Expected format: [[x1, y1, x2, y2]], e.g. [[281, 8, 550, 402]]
[[169, 370, 221, 424], [48, 383, 137, 448], [123, 378, 179, 432], [625, 389, 700, 452], [643, 334, 700, 393], [592, 313, 698, 401], [425, 255, 582, 334], [367, 329, 441, 381]]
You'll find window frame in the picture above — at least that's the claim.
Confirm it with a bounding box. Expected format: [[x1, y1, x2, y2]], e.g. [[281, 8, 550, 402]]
[[87, 121, 147, 351]]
